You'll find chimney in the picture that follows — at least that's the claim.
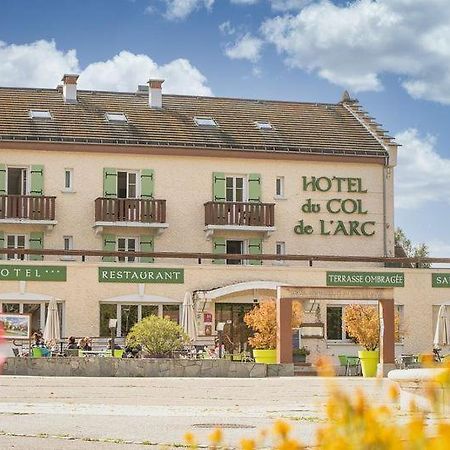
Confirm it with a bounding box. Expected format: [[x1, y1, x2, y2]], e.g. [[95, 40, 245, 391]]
[[148, 79, 164, 108], [62, 74, 79, 104]]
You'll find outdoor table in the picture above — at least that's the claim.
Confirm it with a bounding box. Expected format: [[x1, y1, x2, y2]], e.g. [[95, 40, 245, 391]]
[[79, 350, 108, 357]]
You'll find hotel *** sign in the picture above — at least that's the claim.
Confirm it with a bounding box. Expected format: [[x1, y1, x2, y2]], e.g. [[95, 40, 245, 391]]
[[294, 176, 376, 237], [432, 274, 450, 288], [0, 265, 67, 281], [327, 271, 405, 287], [99, 267, 184, 283]]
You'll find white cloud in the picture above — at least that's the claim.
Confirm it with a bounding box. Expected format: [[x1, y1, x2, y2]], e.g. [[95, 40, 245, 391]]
[[395, 129, 450, 209], [0, 40, 212, 96], [270, 0, 311, 11], [261, 0, 450, 103], [0, 40, 79, 88], [158, 0, 214, 20], [225, 33, 263, 63], [219, 21, 236, 36]]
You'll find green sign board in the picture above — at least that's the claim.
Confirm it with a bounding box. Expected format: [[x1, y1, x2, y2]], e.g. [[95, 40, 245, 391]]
[[99, 267, 184, 284], [326, 271, 404, 287], [0, 265, 67, 282], [432, 273, 450, 288]]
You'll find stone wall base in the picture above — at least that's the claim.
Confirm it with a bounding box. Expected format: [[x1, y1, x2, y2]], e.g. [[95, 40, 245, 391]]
[[2, 357, 295, 378]]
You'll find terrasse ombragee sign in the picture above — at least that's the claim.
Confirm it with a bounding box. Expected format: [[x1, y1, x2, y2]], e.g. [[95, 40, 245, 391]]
[[0, 265, 67, 281], [327, 271, 404, 287], [99, 267, 184, 283], [432, 274, 450, 288], [294, 176, 376, 237]]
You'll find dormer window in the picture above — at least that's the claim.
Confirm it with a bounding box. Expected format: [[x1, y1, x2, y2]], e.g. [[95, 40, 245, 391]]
[[29, 110, 52, 120], [105, 112, 128, 123], [194, 117, 218, 127], [255, 121, 273, 130]]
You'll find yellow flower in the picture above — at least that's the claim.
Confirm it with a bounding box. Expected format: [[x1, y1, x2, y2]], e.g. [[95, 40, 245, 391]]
[[209, 428, 223, 445], [315, 356, 335, 377], [388, 383, 399, 402], [273, 420, 291, 438], [183, 431, 196, 447], [275, 438, 302, 450], [240, 438, 256, 450]]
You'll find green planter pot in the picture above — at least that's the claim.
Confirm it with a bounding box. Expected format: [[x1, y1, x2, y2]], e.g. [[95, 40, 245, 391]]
[[253, 349, 277, 364], [358, 350, 379, 377]]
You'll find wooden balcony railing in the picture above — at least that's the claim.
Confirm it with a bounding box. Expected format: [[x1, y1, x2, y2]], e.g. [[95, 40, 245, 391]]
[[0, 195, 56, 221], [95, 198, 166, 224], [204, 201, 275, 227]]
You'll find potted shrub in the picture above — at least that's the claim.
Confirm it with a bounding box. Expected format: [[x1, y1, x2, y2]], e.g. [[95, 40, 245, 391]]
[[126, 315, 188, 358], [343, 305, 400, 377], [293, 346, 310, 363], [244, 299, 302, 364]]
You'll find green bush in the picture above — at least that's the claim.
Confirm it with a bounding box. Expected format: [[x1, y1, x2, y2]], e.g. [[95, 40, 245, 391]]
[[126, 316, 187, 357]]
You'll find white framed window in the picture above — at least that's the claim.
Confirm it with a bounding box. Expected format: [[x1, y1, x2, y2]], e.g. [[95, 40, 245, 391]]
[[225, 239, 247, 265], [7, 167, 28, 195], [7, 234, 26, 261], [194, 117, 218, 127], [29, 109, 52, 120], [117, 171, 138, 199], [225, 175, 247, 202], [63, 168, 73, 192], [275, 241, 286, 264], [255, 121, 273, 130], [275, 176, 285, 199], [117, 237, 138, 263], [105, 112, 127, 123]]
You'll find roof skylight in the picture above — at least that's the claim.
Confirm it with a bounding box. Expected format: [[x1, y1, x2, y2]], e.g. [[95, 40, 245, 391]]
[[29, 110, 52, 120], [255, 121, 273, 130], [194, 117, 218, 127], [105, 112, 128, 123]]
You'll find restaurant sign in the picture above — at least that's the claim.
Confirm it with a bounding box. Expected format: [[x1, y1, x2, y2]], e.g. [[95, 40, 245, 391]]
[[99, 267, 184, 284], [0, 265, 67, 281], [432, 273, 450, 288], [327, 271, 404, 287]]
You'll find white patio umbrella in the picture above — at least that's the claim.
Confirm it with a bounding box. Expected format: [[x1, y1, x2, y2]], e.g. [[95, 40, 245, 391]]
[[181, 292, 197, 342], [433, 303, 450, 348], [43, 298, 60, 347]]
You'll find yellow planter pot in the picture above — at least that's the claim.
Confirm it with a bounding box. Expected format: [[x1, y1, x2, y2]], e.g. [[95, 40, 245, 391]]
[[358, 350, 379, 377], [253, 349, 277, 364]]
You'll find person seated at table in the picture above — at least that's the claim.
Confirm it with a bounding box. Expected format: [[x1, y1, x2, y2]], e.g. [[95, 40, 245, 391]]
[[106, 338, 121, 351], [66, 336, 77, 350], [31, 332, 51, 357], [77, 337, 92, 351]]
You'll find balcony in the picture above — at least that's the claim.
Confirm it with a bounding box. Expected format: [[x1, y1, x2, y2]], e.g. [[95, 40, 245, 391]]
[[204, 201, 276, 237], [0, 195, 57, 227], [94, 197, 168, 233]]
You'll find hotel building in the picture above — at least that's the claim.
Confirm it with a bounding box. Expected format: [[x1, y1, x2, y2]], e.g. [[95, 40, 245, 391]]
[[0, 75, 448, 363]]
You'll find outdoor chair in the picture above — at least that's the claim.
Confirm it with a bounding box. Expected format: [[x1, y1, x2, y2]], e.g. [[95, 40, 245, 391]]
[[12, 348, 19, 357], [346, 356, 360, 376], [64, 349, 80, 357], [338, 355, 347, 376], [31, 347, 43, 358]]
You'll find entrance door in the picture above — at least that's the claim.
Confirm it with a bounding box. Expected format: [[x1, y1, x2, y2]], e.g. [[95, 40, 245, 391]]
[[215, 303, 254, 353], [226, 240, 244, 265], [7, 168, 27, 195]]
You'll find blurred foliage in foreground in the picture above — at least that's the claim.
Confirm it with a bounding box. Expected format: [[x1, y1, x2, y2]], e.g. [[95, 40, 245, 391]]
[[184, 359, 450, 450]]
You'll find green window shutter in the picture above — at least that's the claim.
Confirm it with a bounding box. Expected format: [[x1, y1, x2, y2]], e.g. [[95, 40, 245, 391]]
[[140, 169, 154, 199], [0, 164, 6, 195], [140, 236, 154, 263], [212, 172, 226, 202], [103, 168, 117, 198], [212, 237, 226, 264], [30, 165, 44, 196], [0, 231, 4, 260], [248, 173, 261, 203], [102, 234, 116, 262], [248, 238, 263, 266], [29, 232, 44, 261]]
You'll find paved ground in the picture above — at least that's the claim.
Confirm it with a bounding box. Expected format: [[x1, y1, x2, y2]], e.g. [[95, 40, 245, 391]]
[[0, 376, 396, 449]]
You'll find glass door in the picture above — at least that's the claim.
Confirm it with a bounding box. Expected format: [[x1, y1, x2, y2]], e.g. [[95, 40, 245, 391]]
[[225, 176, 246, 202], [7, 235, 26, 260]]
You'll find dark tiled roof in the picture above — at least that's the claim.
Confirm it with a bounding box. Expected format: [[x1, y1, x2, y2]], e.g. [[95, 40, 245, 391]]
[[0, 87, 390, 157]]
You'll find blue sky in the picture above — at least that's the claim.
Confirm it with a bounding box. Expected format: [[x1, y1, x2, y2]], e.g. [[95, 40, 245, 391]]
[[1, 0, 449, 256]]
